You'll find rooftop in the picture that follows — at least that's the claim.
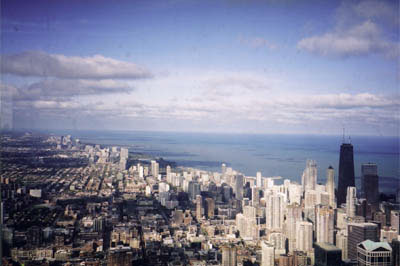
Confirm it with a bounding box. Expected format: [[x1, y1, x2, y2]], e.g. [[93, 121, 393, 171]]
[[358, 240, 392, 252]]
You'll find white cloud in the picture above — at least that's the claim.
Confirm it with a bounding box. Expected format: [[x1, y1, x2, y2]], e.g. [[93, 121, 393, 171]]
[[298, 0, 399, 59], [298, 20, 398, 58], [1, 51, 152, 79]]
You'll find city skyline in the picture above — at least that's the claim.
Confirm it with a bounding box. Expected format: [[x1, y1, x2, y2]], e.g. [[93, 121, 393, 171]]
[[1, 0, 399, 136]]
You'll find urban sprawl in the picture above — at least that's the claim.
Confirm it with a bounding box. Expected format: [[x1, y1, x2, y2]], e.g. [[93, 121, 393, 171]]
[[1, 132, 399, 266]]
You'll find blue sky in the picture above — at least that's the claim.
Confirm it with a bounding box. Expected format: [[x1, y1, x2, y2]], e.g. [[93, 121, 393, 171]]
[[1, 0, 399, 136]]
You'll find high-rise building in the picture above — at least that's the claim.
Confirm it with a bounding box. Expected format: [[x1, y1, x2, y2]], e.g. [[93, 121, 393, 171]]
[[262, 241, 275, 266], [188, 181, 200, 201], [392, 239, 400, 266], [285, 204, 303, 252], [196, 195, 202, 220], [252, 187, 259, 207], [266, 193, 284, 230], [338, 143, 355, 206], [221, 163, 227, 175], [391, 210, 399, 233], [166, 165, 171, 183], [268, 232, 287, 255], [296, 221, 313, 252], [316, 205, 335, 244], [357, 240, 392, 266], [346, 186, 357, 218], [302, 160, 317, 192], [150, 160, 159, 178], [222, 245, 237, 266], [314, 242, 342, 266], [235, 174, 244, 201], [347, 222, 378, 261], [325, 166, 336, 208], [336, 229, 348, 260], [107, 246, 133, 266], [256, 171, 263, 188], [361, 163, 379, 210], [205, 198, 215, 219]]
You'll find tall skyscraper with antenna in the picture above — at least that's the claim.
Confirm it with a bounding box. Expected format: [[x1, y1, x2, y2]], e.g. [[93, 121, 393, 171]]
[[337, 130, 355, 206]]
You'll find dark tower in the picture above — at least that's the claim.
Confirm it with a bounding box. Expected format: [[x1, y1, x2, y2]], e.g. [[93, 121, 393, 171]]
[[337, 142, 355, 206], [361, 163, 379, 211]]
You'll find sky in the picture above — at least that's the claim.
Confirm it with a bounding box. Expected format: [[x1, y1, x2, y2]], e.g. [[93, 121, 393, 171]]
[[0, 0, 399, 136]]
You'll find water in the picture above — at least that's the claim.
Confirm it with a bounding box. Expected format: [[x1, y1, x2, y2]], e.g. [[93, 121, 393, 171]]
[[44, 130, 399, 193]]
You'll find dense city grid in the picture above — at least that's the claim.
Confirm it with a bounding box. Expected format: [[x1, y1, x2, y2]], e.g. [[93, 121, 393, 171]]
[[1, 132, 399, 266]]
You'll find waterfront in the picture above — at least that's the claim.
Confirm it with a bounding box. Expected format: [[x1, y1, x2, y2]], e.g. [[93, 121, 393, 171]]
[[43, 129, 399, 193]]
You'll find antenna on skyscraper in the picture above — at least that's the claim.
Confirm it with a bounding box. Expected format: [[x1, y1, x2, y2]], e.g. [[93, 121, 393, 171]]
[[348, 136, 351, 144], [342, 127, 345, 143]]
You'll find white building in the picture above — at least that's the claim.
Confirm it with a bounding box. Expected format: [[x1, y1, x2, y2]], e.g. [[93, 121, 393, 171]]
[[296, 221, 313, 252], [261, 241, 275, 266], [346, 186, 357, 218]]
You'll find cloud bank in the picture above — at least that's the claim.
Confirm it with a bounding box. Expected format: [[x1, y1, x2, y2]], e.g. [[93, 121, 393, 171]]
[[1, 51, 152, 79], [297, 0, 399, 59]]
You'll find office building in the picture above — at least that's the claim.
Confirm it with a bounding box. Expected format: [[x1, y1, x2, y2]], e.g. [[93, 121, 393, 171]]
[[316, 205, 335, 244], [252, 186, 260, 207], [257, 171, 263, 188], [296, 221, 313, 252], [302, 160, 317, 192], [235, 174, 244, 201], [392, 239, 400, 266], [338, 143, 355, 206], [357, 240, 392, 266], [222, 245, 237, 266], [196, 195, 202, 220], [391, 210, 399, 233], [361, 163, 379, 210], [262, 241, 275, 266], [336, 229, 348, 260], [314, 242, 342, 266], [266, 193, 284, 230], [326, 166, 336, 208], [285, 204, 303, 252], [205, 197, 215, 219], [150, 160, 159, 178], [347, 223, 378, 261], [346, 187, 357, 218]]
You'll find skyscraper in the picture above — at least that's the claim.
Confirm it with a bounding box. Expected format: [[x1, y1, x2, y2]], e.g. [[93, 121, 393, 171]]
[[261, 241, 275, 266], [235, 174, 244, 201], [296, 221, 313, 252], [338, 143, 355, 206], [325, 166, 336, 208], [346, 187, 357, 218], [222, 245, 237, 266], [302, 160, 317, 192], [361, 163, 379, 210], [266, 193, 284, 230], [196, 195, 202, 220], [256, 171, 263, 188], [316, 205, 335, 244], [347, 222, 378, 261]]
